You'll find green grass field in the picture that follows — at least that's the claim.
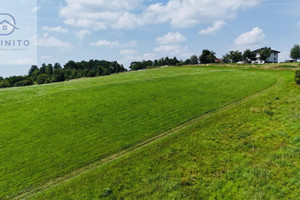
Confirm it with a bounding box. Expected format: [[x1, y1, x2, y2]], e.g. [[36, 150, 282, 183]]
[[32, 69, 299, 200], [1, 65, 298, 199]]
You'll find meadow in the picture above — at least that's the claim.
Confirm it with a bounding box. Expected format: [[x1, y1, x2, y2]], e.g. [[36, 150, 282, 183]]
[[31, 68, 300, 200], [0, 66, 285, 199]]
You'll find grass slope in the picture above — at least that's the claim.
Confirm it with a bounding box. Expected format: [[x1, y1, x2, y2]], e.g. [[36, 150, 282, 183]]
[[32, 70, 300, 200], [0, 66, 276, 199]]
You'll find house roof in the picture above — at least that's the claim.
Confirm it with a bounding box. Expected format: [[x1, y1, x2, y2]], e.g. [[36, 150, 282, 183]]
[[253, 47, 280, 54]]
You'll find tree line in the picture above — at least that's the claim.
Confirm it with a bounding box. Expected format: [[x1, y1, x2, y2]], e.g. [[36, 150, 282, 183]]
[[129, 48, 280, 71], [0, 60, 127, 88], [129, 49, 217, 70], [1, 45, 300, 88]]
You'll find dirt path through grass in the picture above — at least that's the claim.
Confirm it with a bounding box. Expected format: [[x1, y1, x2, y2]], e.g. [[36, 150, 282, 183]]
[[13, 77, 282, 200]]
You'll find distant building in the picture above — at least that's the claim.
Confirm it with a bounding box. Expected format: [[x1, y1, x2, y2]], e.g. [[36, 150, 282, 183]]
[[215, 58, 223, 63], [253, 47, 280, 63]]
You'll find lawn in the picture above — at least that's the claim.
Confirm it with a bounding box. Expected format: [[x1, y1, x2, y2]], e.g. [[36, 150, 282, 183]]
[[0, 66, 277, 199], [31, 69, 300, 200]]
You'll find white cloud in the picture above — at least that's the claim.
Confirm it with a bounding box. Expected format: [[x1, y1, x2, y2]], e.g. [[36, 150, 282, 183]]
[[41, 56, 52, 60], [8, 59, 33, 65], [124, 40, 138, 48], [113, 12, 142, 29], [38, 33, 72, 49], [143, 53, 157, 60], [120, 49, 136, 56], [59, 0, 262, 30], [154, 32, 188, 56], [90, 40, 120, 47], [297, 21, 300, 28], [120, 50, 156, 60], [154, 45, 181, 54], [42, 26, 68, 33], [90, 40, 137, 48], [32, 5, 41, 12], [76, 29, 91, 39], [59, 0, 141, 30], [198, 21, 226, 35], [119, 49, 137, 65], [119, 49, 158, 68], [234, 27, 266, 49], [156, 32, 186, 45]]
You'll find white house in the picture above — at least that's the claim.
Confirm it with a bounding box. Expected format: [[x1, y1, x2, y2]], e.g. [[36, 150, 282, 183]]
[[253, 47, 280, 63]]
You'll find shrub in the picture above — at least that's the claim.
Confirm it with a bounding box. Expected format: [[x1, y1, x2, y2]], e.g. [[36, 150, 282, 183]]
[[296, 70, 300, 85], [14, 79, 33, 87], [0, 80, 10, 88], [37, 74, 49, 84]]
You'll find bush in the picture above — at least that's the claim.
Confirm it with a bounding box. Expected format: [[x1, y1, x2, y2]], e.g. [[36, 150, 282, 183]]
[[5, 76, 28, 86], [296, 70, 300, 85], [14, 79, 33, 87], [37, 74, 49, 84], [0, 80, 10, 88]]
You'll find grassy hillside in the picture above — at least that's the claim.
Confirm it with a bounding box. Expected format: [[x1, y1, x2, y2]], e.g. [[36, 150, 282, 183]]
[[31, 70, 300, 200], [0, 66, 277, 199]]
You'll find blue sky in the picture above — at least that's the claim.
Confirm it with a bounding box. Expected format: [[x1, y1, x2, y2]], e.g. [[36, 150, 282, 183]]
[[1, 0, 300, 77]]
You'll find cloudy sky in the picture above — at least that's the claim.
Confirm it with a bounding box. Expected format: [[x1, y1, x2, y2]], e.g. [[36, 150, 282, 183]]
[[1, 0, 300, 77]]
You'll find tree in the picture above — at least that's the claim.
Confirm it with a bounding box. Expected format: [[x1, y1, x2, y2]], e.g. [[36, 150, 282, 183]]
[[129, 62, 144, 71], [39, 64, 47, 74], [96, 66, 106, 76], [14, 79, 33, 87], [53, 63, 62, 76], [5, 76, 28, 86], [290, 44, 300, 61], [0, 59, 127, 89], [0, 80, 10, 88], [87, 70, 96, 77], [199, 50, 216, 64], [207, 51, 217, 63], [184, 59, 191, 65], [28, 65, 39, 77], [45, 64, 53, 76], [200, 50, 211, 64], [222, 50, 243, 63], [243, 49, 256, 62], [222, 55, 230, 63], [37, 74, 49, 84], [54, 63, 62, 70], [64, 60, 78, 70], [153, 60, 159, 67], [259, 47, 272, 62], [171, 57, 180, 66], [190, 55, 199, 64], [51, 71, 65, 83]]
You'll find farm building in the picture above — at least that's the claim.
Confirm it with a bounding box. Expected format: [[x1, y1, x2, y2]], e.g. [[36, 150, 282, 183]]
[[253, 47, 280, 63]]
